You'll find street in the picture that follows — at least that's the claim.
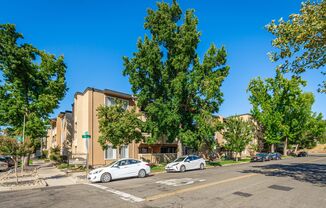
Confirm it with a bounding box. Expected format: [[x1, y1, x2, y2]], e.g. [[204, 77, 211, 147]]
[[1, 155, 325, 208]]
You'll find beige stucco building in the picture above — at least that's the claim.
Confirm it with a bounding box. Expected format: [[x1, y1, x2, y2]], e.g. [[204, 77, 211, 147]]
[[72, 88, 178, 167], [45, 111, 73, 157]]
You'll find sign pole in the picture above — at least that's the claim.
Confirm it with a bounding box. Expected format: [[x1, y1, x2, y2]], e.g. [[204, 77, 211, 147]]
[[82, 131, 91, 180]]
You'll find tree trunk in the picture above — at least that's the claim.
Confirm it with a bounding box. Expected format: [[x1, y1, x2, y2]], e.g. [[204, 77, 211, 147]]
[[235, 152, 238, 161], [283, 137, 288, 156], [21, 156, 24, 175], [14, 159, 18, 184], [24, 153, 31, 166], [271, 144, 275, 152], [239, 152, 242, 161], [177, 140, 183, 157], [294, 144, 299, 154]]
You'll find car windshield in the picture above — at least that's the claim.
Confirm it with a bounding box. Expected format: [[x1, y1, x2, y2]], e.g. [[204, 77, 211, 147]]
[[256, 153, 266, 157], [174, 157, 186, 162]]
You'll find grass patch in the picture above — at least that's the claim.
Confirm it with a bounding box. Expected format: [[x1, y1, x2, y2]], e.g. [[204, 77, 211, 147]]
[[207, 158, 251, 167], [150, 163, 166, 172]]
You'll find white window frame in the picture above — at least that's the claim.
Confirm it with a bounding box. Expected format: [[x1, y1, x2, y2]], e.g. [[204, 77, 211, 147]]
[[119, 145, 129, 159], [104, 146, 117, 160], [105, 96, 129, 110]]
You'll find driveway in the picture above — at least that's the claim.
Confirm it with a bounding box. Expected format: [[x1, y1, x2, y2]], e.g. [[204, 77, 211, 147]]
[[1, 154, 325, 208]]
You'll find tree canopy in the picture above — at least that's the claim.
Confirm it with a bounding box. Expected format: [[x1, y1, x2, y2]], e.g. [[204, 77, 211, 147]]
[[222, 116, 255, 161], [123, 1, 229, 150], [0, 24, 67, 146], [266, 0, 326, 92], [97, 99, 145, 149], [248, 69, 322, 153]]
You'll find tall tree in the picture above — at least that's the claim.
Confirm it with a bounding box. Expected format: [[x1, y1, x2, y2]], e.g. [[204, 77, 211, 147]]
[[123, 1, 229, 152], [97, 99, 145, 148], [0, 24, 67, 159], [222, 116, 255, 161], [266, 0, 326, 92], [248, 70, 308, 154]]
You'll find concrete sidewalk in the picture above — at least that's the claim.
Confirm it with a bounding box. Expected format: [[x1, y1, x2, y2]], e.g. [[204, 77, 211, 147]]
[[33, 160, 90, 186]]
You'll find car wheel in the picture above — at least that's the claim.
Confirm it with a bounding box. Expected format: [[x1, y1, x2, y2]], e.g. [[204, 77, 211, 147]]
[[100, 172, 111, 183], [200, 163, 204, 170], [180, 165, 186, 172], [138, 169, 146, 178]]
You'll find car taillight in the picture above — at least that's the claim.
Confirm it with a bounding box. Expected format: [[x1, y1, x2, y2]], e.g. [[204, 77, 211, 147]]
[[145, 163, 150, 166]]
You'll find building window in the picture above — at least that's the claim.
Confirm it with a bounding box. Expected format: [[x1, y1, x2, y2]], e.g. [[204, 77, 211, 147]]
[[106, 96, 129, 110], [160, 146, 177, 153], [104, 146, 117, 160], [139, 147, 149, 154], [119, 145, 129, 159]]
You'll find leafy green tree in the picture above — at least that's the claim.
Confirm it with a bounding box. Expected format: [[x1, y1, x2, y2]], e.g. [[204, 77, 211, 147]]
[[0, 136, 32, 183], [97, 99, 145, 149], [248, 70, 319, 155], [123, 1, 229, 152], [297, 113, 326, 149], [266, 0, 326, 92], [0, 24, 67, 161], [222, 116, 255, 161]]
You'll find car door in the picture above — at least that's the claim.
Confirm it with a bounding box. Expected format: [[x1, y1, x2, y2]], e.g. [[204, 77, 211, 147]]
[[126, 159, 141, 176], [115, 159, 130, 178], [190, 156, 200, 169], [191, 156, 200, 169], [184, 156, 192, 170]]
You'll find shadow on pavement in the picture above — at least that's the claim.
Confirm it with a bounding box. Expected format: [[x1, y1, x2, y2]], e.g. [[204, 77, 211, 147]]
[[241, 163, 326, 187]]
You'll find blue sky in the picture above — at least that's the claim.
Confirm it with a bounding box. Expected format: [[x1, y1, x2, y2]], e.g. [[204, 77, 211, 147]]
[[1, 0, 325, 117]]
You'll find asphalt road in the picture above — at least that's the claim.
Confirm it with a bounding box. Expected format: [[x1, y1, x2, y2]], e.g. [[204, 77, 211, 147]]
[[1, 154, 325, 208]]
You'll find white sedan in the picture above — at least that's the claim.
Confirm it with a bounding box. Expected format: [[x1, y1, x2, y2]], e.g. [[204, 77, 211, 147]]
[[165, 155, 206, 172], [87, 159, 151, 183]]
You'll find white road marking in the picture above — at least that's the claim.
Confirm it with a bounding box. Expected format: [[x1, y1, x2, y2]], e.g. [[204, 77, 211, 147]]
[[87, 183, 145, 203], [156, 178, 206, 187]]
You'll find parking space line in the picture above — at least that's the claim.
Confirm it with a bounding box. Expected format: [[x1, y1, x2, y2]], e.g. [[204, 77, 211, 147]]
[[145, 173, 257, 201], [87, 183, 145, 203]]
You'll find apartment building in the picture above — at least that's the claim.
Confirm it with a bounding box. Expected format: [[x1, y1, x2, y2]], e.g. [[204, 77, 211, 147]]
[[72, 87, 178, 167], [46, 111, 73, 156]]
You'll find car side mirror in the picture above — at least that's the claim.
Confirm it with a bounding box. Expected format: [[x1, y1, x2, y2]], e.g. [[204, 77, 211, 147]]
[[185, 160, 190, 162], [113, 165, 120, 168]]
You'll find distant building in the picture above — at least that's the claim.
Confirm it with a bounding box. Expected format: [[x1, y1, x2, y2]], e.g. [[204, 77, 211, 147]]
[[45, 111, 73, 157]]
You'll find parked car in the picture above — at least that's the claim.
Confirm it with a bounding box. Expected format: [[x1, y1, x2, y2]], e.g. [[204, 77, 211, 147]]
[[87, 159, 150, 183], [1, 156, 15, 167], [0, 158, 9, 171], [268, 152, 282, 160], [297, 151, 308, 157], [165, 155, 206, 172], [251, 153, 271, 162]]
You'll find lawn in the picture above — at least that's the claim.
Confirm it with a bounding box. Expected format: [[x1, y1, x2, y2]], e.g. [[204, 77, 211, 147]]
[[207, 158, 251, 167]]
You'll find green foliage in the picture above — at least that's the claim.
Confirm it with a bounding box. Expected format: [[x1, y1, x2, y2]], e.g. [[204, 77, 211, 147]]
[[0, 136, 32, 159], [266, 0, 326, 92], [248, 70, 305, 146], [298, 113, 326, 148], [49, 146, 61, 162], [248, 70, 322, 152], [222, 116, 255, 156], [42, 150, 49, 158], [97, 99, 145, 148], [0, 24, 67, 147], [123, 1, 229, 150]]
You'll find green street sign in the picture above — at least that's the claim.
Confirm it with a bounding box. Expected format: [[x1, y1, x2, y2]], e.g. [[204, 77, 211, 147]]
[[82, 131, 91, 139]]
